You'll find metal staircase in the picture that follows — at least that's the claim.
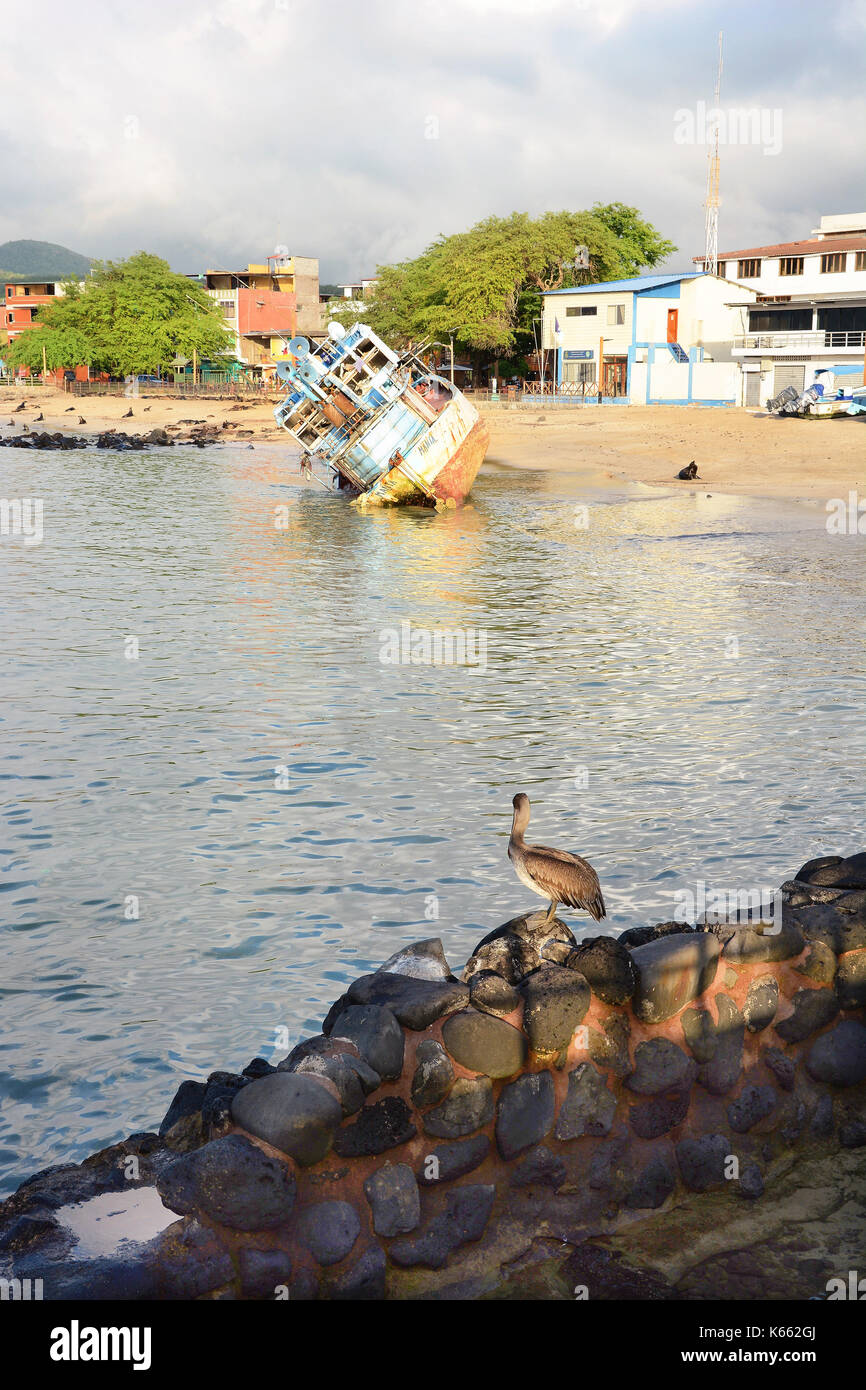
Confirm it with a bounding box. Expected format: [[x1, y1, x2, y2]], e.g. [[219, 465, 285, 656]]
[[668, 342, 689, 363]]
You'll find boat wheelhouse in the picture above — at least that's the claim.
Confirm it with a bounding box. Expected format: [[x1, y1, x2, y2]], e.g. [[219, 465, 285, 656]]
[[273, 322, 488, 507]]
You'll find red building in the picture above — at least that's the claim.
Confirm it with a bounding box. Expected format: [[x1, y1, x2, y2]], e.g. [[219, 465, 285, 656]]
[[3, 279, 60, 341]]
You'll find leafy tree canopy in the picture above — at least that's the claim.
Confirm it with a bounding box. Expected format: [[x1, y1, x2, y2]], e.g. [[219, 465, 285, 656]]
[[5, 252, 232, 375], [334, 205, 675, 356]]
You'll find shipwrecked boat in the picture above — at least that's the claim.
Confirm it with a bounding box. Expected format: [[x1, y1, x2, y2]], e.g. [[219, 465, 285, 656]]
[[273, 322, 488, 506]]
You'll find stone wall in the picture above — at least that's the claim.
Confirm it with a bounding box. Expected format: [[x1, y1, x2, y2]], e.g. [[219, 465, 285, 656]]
[[2, 852, 865, 1301]]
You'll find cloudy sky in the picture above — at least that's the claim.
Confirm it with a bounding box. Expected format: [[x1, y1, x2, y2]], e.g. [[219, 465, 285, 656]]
[[1, 0, 863, 282]]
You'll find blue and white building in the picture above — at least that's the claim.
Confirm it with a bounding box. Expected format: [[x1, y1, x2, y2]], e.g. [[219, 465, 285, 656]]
[[542, 271, 759, 405]]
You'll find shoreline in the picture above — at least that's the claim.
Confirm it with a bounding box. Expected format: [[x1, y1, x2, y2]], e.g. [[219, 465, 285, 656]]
[[2, 388, 862, 505], [1, 851, 864, 1301]]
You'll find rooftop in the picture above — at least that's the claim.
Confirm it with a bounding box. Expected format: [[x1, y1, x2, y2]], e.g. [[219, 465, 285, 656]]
[[544, 272, 705, 296], [694, 234, 866, 263]]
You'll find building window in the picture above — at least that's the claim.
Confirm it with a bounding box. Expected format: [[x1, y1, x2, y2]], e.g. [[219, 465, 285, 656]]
[[565, 305, 597, 316], [218, 300, 236, 316], [779, 257, 804, 275], [737, 259, 761, 278], [855, 251, 866, 272], [607, 304, 625, 325], [820, 253, 846, 273]]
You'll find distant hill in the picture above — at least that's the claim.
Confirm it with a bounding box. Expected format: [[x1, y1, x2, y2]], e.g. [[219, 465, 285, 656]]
[[0, 239, 92, 281]]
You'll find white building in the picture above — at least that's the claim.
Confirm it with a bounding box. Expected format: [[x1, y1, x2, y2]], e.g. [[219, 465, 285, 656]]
[[542, 271, 759, 405], [694, 213, 866, 405]]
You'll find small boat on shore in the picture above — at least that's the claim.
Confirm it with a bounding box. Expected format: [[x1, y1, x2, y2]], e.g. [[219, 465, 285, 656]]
[[273, 322, 488, 507]]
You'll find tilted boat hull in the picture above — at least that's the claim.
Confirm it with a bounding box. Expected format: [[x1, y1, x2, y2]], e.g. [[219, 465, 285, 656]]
[[273, 322, 487, 508]]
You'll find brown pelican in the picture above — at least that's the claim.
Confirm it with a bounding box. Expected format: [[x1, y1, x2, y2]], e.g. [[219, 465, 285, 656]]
[[508, 792, 606, 926]]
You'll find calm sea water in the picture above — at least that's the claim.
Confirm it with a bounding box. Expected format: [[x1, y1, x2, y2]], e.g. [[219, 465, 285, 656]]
[[1, 440, 864, 1194]]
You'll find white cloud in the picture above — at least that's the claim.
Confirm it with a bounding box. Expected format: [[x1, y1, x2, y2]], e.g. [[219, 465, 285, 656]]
[[0, 0, 861, 280]]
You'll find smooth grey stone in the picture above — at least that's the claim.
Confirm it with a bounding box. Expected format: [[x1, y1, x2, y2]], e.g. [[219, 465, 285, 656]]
[[727, 1084, 777, 1133], [287, 1052, 380, 1116], [495, 1072, 555, 1159], [793, 903, 866, 955], [565, 935, 636, 1004], [328, 1245, 387, 1300], [156, 1135, 296, 1231], [763, 1047, 795, 1091], [795, 855, 842, 882], [468, 970, 521, 1018], [587, 1014, 632, 1077], [345, 972, 468, 1030], [556, 1062, 616, 1139], [332, 1097, 416, 1157], [231, 1074, 342, 1167], [775, 987, 839, 1043], [698, 996, 744, 1096], [411, 1039, 454, 1109], [675, 1134, 732, 1191], [519, 964, 591, 1053], [626, 1155, 676, 1209], [743, 976, 779, 1033], [510, 1144, 567, 1190], [717, 922, 805, 963], [239, 1247, 293, 1298], [378, 938, 453, 981], [631, 932, 720, 1023], [628, 1090, 690, 1139], [618, 920, 693, 949], [739, 1163, 764, 1199], [806, 1020, 866, 1087], [835, 950, 866, 1009], [363, 1163, 420, 1237], [418, 1135, 490, 1186], [681, 1006, 719, 1063], [329, 1003, 404, 1081], [159, 1080, 206, 1138], [625, 1039, 695, 1095], [441, 1008, 527, 1078], [796, 941, 837, 984], [296, 1200, 360, 1268], [422, 1077, 494, 1139], [806, 852, 866, 890], [389, 1184, 495, 1269]]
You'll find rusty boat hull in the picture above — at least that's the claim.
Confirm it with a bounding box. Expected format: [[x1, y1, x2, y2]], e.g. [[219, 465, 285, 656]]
[[273, 322, 487, 507]]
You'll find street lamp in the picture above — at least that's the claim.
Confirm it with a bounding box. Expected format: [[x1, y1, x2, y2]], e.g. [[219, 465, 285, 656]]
[[447, 325, 473, 388]]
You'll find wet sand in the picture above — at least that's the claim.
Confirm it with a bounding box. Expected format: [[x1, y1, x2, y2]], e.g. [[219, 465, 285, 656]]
[[2, 388, 862, 501]]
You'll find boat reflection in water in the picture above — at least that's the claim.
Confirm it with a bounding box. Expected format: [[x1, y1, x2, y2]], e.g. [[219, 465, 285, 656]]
[[273, 322, 489, 508]]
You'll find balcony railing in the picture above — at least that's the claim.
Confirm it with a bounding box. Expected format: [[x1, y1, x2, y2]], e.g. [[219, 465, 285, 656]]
[[734, 330, 866, 351]]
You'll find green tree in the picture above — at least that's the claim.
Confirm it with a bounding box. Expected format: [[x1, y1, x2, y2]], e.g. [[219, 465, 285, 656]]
[[5, 252, 232, 375], [345, 207, 676, 360]]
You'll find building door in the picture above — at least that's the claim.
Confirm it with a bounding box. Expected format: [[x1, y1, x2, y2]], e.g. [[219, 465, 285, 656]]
[[603, 358, 627, 396], [667, 309, 679, 343], [745, 372, 761, 407], [773, 363, 805, 396]]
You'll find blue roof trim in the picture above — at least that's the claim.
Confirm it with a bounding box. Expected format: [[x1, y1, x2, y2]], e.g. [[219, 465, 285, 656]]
[[544, 272, 704, 296]]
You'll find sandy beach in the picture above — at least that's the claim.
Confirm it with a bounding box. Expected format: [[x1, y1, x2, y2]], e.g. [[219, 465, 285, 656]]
[[2, 386, 862, 501]]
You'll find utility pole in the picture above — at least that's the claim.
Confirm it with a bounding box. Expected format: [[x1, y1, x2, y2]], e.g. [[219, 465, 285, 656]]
[[703, 31, 723, 275], [42, 343, 47, 383], [449, 334, 455, 387], [192, 347, 198, 386]]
